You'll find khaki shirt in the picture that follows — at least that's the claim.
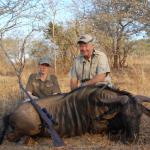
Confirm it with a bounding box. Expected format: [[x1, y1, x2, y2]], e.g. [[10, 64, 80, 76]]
[[70, 50, 111, 84], [26, 73, 61, 98]]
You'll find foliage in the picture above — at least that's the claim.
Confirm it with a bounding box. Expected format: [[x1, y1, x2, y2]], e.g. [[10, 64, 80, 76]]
[[45, 21, 79, 72], [85, 0, 150, 68]]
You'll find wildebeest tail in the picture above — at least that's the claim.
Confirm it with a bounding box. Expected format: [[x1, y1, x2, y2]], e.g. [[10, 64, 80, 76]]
[[0, 114, 10, 144]]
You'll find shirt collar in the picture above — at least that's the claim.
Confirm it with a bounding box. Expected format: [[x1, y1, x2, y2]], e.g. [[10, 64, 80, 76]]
[[79, 49, 96, 63], [93, 50, 100, 55], [35, 72, 51, 81]]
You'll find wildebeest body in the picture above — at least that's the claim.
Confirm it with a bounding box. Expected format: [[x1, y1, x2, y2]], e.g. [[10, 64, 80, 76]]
[[9, 87, 97, 137], [1, 85, 150, 144]]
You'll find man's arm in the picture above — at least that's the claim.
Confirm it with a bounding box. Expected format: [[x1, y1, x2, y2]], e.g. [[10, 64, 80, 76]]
[[51, 75, 61, 93], [70, 78, 79, 90], [26, 74, 33, 92], [23, 91, 38, 102], [69, 59, 79, 90], [82, 73, 106, 86], [25, 74, 38, 100]]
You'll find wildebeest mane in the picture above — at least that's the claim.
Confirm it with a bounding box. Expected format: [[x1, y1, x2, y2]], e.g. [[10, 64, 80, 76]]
[[65, 84, 134, 98]]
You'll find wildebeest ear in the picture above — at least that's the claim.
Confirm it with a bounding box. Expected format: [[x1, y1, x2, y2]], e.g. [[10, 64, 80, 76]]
[[98, 95, 129, 104]]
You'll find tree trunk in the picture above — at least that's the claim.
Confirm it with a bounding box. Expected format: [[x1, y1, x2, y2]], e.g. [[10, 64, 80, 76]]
[[113, 37, 120, 69], [113, 53, 119, 68]]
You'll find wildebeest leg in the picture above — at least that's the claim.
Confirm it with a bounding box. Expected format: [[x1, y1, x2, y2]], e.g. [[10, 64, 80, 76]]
[[92, 119, 108, 134], [7, 131, 38, 145], [6, 130, 23, 142], [121, 114, 140, 144], [108, 113, 124, 134], [107, 112, 140, 144], [107, 113, 125, 141]]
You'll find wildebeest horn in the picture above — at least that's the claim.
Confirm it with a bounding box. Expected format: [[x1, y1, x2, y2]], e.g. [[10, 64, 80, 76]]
[[100, 95, 129, 104], [135, 95, 150, 103], [140, 105, 150, 117]]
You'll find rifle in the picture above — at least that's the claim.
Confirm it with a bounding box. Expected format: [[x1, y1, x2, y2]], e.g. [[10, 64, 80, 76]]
[[19, 80, 64, 147]]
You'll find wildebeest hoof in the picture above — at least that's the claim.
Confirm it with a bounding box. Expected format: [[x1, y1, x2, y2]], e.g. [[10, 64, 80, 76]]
[[122, 138, 138, 145], [6, 132, 20, 142]]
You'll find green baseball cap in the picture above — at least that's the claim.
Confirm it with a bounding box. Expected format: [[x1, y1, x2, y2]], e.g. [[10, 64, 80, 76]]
[[38, 56, 51, 66]]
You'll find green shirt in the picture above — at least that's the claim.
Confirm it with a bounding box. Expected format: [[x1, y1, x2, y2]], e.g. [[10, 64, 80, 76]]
[[26, 73, 61, 98]]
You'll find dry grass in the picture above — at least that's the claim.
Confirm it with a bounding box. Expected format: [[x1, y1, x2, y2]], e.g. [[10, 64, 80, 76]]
[[0, 55, 150, 149], [112, 55, 150, 96]]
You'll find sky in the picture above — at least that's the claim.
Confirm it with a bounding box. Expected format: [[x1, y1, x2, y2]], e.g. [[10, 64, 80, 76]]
[[0, 0, 148, 41], [0, 0, 73, 40]]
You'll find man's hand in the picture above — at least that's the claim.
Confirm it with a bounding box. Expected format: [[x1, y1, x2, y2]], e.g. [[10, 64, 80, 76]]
[[80, 82, 87, 87], [23, 95, 38, 103], [23, 91, 38, 103]]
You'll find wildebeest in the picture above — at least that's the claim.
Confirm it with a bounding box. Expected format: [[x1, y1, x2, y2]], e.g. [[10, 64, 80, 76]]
[[0, 85, 150, 144]]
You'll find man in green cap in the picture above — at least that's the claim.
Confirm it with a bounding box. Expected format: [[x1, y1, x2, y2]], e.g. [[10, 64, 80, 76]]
[[70, 34, 111, 90], [26, 56, 61, 99]]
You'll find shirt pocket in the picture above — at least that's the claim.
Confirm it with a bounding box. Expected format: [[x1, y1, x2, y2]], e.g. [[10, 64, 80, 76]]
[[32, 80, 40, 90], [91, 62, 98, 75], [44, 81, 53, 94], [76, 64, 83, 80], [45, 81, 54, 88]]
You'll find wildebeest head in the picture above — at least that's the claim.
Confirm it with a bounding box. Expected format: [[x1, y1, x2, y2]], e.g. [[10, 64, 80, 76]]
[[87, 86, 143, 143], [88, 87, 129, 119], [120, 96, 143, 143]]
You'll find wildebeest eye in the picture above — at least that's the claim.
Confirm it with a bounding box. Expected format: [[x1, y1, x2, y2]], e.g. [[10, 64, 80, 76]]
[[95, 106, 109, 116]]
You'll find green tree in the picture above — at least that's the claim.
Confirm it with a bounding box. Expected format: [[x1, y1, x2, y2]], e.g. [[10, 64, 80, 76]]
[[81, 0, 150, 68], [45, 21, 79, 72]]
